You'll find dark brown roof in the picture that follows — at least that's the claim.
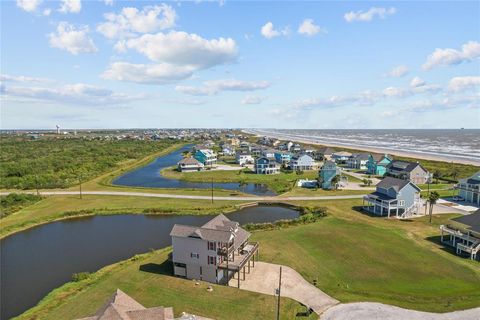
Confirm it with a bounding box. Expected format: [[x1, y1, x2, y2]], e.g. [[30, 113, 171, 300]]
[[452, 212, 480, 233]]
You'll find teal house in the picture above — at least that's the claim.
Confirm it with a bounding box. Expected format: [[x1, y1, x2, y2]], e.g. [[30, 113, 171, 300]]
[[319, 160, 340, 189], [366, 154, 392, 176]]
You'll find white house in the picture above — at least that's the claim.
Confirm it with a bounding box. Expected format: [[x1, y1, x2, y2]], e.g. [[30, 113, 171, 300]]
[[332, 151, 352, 164], [170, 214, 259, 287], [457, 171, 480, 205], [236, 152, 254, 166], [255, 157, 280, 174], [347, 153, 370, 170], [290, 154, 318, 171], [177, 157, 204, 172]]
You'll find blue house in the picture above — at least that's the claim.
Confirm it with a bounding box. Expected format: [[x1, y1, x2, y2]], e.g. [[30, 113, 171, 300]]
[[366, 154, 393, 176], [319, 161, 340, 189], [274, 151, 292, 164], [193, 149, 217, 166], [363, 177, 421, 218]]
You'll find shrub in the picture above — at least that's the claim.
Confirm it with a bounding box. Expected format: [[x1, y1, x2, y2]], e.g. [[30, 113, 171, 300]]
[[72, 272, 91, 282]]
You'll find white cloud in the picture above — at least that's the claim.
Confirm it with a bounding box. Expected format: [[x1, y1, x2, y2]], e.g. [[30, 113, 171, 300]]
[[103, 0, 113, 5], [383, 86, 412, 98], [97, 4, 176, 39], [16, 0, 42, 12], [298, 19, 323, 36], [448, 76, 480, 92], [43, 8, 51, 16], [261, 22, 289, 39], [49, 22, 97, 55], [344, 7, 396, 22], [422, 41, 480, 70], [123, 31, 238, 68], [386, 65, 409, 78], [2, 82, 140, 106], [176, 79, 271, 96], [0, 74, 49, 83], [241, 95, 266, 105], [410, 77, 426, 88], [59, 0, 81, 13], [102, 62, 195, 84]]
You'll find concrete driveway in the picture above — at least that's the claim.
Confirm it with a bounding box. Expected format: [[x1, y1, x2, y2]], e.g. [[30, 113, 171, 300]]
[[228, 262, 339, 315], [321, 302, 480, 320]]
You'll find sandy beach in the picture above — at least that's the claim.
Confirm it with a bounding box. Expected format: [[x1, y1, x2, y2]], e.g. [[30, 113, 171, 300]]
[[244, 130, 480, 166]]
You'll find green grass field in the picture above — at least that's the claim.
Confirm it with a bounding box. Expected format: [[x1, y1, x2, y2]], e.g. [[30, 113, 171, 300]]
[[161, 167, 319, 194], [16, 199, 480, 319], [16, 249, 313, 320]]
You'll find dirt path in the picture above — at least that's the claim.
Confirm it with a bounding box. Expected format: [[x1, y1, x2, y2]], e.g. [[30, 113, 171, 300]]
[[228, 262, 339, 315], [321, 302, 480, 320]]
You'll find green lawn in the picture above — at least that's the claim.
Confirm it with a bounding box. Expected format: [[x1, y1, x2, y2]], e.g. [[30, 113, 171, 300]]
[[17, 249, 312, 320], [253, 199, 480, 312], [161, 167, 320, 194]]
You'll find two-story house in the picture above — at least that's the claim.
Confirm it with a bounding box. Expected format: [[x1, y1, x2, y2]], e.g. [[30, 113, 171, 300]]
[[440, 211, 480, 261], [255, 156, 280, 174], [236, 151, 254, 166], [261, 149, 276, 158], [290, 154, 318, 171], [177, 157, 204, 172], [274, 151, 292, 164], [386, 160, 431, 184], [366, 154, 393, 176], [193, 149, 217, 167], [346, 153, 370, 170], [457, 171, 480, 205], [319, 160, 340, 189], [332, 151, 352, 164], [317, 147, 336, 161], [170, 214, 259, 287], [363, 177, 421, 218]]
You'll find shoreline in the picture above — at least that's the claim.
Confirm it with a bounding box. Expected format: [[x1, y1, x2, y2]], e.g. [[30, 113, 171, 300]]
[[244, 130, 480, 166]]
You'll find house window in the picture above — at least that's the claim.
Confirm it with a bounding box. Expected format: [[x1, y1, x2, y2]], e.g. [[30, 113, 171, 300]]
[[399, 200, 405, 206], [190, 253, 199, 259], [208, 256, 216, 265], [208, 241, 216, 251]]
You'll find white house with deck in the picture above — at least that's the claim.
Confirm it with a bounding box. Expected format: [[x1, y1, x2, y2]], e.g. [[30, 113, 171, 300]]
[[440, 211, 480, 261], [170, 214, 259, 287], [457, 171, 480, 206]]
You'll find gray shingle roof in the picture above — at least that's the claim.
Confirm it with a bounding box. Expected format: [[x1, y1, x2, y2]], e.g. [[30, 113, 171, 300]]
[[387, 160, 427, 173], [377, 176, 420, 192], [466, 171, 480, 184], [170, 214, 250, 244], [452, 212, 480, 233]]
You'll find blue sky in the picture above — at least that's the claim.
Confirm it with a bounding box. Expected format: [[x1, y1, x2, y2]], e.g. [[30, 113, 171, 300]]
[[1, 0, 479, 129]]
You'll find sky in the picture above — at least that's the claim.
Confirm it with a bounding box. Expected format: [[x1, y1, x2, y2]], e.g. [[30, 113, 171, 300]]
[[1, 0, 479, 129]]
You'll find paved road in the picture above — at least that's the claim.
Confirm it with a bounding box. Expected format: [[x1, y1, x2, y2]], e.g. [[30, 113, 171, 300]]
[[321, 303, 480, 320], [229, 262, 339, 315], [0, 190, 366, 201]]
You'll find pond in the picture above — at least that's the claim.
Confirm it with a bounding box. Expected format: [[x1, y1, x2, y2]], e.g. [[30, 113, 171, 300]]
[[0, 205, 299, 319], [112, 145, 275, 196]]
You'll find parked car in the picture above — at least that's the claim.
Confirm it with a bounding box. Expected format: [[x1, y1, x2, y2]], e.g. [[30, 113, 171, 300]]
[[452, 196, 465, 201]]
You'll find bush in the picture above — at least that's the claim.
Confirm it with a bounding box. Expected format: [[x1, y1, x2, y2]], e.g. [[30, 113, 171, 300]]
[[0, 193, 43, 218], [72, 272, 91, 282], [244, 206, 327, 231]]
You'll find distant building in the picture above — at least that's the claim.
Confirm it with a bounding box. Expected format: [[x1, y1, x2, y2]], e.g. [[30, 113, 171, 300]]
[[366, 154, 393, 176], [170, 214, 259, 287], [317, 147, 336, 161], [346, 153, 370, 170], [291, 154, 318, 171], [297, 179, 318, 188], [261, 149, 276, 158], [457, 171, 480, 205], [236, 151, 254, 166], [292, 143, 302, 153], [274, 151, 292, 164], [386, 160, 431, 184], [363, 177, 421, 218], [332, 151, 352, 164], [221, 144, 235, 156], [194, 149, 217, 167], [319, 160, 340, 189], [255, 156, 280, 174], [177, 157, 204, 172]]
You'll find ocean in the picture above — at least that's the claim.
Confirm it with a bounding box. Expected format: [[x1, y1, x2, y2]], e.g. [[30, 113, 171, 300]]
[[247, 129, 480, 165]]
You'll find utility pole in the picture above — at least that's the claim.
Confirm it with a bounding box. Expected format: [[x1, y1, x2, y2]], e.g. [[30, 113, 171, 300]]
[[276, 266, 282, 320], [34, 175, 40, 196], [79, 173, 83, 199]]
